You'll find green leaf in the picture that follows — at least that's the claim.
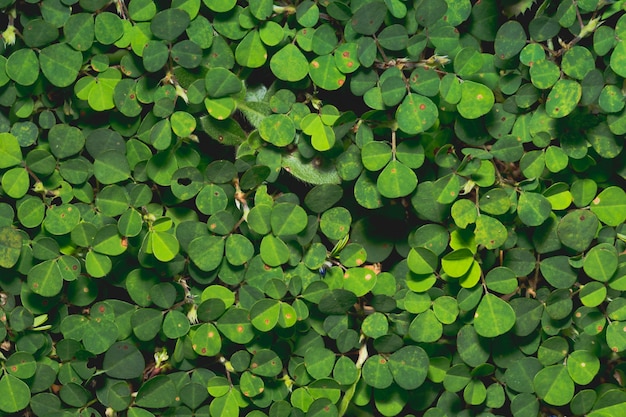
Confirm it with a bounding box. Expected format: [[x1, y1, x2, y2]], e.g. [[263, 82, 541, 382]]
[[309, 54, 346, 91], [6, 49, 39, 86], [387, 345, 429, 390], [93, 224, 127, 256], [0, 374, 30, 413], [517, 191, 552, 226], [610, 40, 626, 78], [191, 323, 221, 356], [204, 0, 236, 13], [151, 8, 190, 41], [250, 349, 282, 377], [567, 350, 600, 385], [150, 231, 179, 262], [494, 21, 526, 59], [474, 293, 515, 337], [225, 234, 254, 266], [259, 114, 295, 147], [590, 186, 626, 226], [458, 81, 495, 119], [103, 341, 146, 379], [82, 317, 118, 354], [342, 267, 377, 297], [88, 68, 122, 111], [475, 215, 507, 249], [409, 309, 442, 343], [40, 43, 82, 88], [131, 308, 163, 341], [188, 235, 224, 271], [27, 259, 63, 297], [351, 1, 387, 35], [170, 40, 202, 69], [441, 248, 474, 278], [135, 376, 177, 408], [546, 79, 582, 118], [363, 355, 393, 389], [320, 207, 351, 240], [533, 365, 575, 406], [584, 243, 618, 282], [95, 12, 124, 44], [49, 124, 85, 159], [0, 226, 23, 268], [305, 347, 336, 379], [94, 150, 131, 184], [395, 93, 438, 135], [142, 40, 169, 72], [250, 299, 280, 332], [65, 13, 95, 51], [260, 235, 289, 267], [0, 133, 22, 168], [270, 44, 309, 82], [557, 209, 599, 252], [377, 160, 417, 199], [205, 68, 242, 98]]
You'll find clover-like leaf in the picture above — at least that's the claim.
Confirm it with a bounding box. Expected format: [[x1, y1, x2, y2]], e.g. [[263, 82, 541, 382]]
[[40, 43, 82, 88], [395, 93, 438, 135], [270, 43, 309, 82], [474, 293, 516, 338], [135, 376, 177, 408], [590, 186, 626, 226], [377, 160, 417, 199], [534, 365, 575, 406], [0, 374, 30, 413], [458, 81, 495, 119]]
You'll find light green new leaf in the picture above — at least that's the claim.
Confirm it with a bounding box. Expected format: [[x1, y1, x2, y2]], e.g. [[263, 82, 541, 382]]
[[441, 248, 474, 278], [150, 231, 180, 262], [590, 186, 626, 226], [0, 133, 22, 168]]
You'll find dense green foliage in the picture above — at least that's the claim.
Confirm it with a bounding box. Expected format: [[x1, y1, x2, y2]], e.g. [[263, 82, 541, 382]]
[[1, 0, 626, 416]]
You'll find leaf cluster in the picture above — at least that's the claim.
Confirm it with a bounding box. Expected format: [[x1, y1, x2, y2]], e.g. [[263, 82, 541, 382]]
[[0, 0, 625, 416]]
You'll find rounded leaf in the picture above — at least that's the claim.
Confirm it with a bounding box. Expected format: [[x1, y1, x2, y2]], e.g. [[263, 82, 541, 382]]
[[377, 160, 417, 199], [458, 81, 495, 119], [396, 93, 438, 135], [474, 293, 515, 338], [270, 44, 309, 82], [40, 43, 82, 88], [151, 8, 190, 41], [533, 365, 575, 406], [0, 374, 30, 413]]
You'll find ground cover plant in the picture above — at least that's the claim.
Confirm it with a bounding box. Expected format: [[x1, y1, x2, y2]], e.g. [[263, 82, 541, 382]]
[[0, 0, 626, 416]]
